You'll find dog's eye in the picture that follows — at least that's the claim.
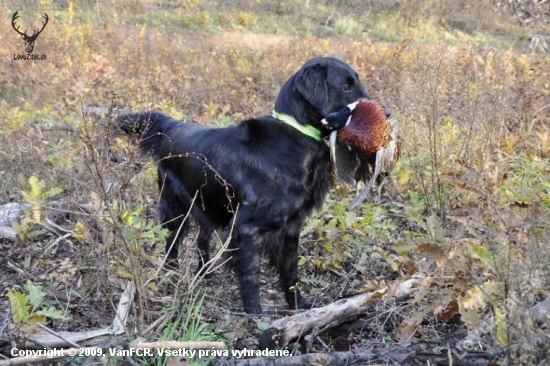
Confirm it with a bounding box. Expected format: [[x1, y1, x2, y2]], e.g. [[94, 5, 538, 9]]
[[343, 84, 352, 92]]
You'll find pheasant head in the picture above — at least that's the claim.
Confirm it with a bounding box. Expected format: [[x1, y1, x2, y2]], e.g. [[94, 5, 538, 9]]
[[337, 99, 392, 156]]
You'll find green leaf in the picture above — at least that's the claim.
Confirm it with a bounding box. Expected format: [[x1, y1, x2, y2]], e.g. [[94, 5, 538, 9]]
[[7, 289, 30, 324], [25, 280, 46, 310], [495, 307, 507, 345], [300, 275, 328, 287], [11, 222, 28, 241], [25, 314, 46, 332], [256, 321, 270, 331], [398, 169, 411, 185], [28, 175, 45, 201], [43, 187, 63, 199], [469, 242, 492, 266], [36, 307, 70, 321]]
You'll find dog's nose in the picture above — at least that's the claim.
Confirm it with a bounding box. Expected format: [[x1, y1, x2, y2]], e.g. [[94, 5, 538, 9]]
[[384, 107, 391, 119]]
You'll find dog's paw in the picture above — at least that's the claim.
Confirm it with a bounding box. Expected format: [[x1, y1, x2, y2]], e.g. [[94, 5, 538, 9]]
[[297, 300, 313, 310], [245, 305, 263, 314]]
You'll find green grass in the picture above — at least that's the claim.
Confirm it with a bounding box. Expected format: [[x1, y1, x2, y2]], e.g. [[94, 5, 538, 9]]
[[141, 292, 218, 366]]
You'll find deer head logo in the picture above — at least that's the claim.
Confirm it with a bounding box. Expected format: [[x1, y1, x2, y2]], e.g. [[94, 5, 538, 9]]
[[11, 11, 49, 54]]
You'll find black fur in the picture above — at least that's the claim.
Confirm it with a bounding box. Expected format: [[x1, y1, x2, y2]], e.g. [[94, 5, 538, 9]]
[[118, 57, 369, 314]]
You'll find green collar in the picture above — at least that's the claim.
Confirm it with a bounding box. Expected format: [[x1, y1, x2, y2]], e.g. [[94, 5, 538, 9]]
[[272, 110, 322, 142]]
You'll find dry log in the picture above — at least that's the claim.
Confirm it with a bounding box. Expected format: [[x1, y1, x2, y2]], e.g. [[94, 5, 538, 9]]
[[531, 297, 550, 324], [0, 203, 23, 240], [259, 277, 420, 349], [0, 226, 16, 241], [0, 201, 93, 241], [260, 291, 382, 349], [0, 203, 24, 225], [36, 124, 78, 132], [259, 279, 549, 363], [260, 275, 550, 350]]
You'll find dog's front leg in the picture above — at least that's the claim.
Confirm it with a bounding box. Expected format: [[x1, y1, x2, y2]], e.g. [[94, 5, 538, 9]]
[[234, 224, 262, 314], [279, 234, 312, 310]]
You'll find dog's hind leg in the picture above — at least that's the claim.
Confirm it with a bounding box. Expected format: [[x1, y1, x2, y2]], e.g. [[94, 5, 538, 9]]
[[160, 205, 188, 269], [158, 170, 190, 269], [196, 224, 214, 278]]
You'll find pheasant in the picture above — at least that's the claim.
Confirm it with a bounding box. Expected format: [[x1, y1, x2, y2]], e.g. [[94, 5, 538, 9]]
[[322, 99, 401, 210]]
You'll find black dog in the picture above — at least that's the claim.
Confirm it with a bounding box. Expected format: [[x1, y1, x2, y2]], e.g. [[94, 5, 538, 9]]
[[118, 57, 369, 314]]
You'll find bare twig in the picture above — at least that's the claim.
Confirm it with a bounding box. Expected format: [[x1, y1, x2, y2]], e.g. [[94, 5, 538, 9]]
[[36, 324, 82, 349], [6, 262, 28, 278]]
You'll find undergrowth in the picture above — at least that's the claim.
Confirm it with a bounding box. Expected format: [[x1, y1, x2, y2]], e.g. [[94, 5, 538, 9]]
[[1, 0, 549, 364]]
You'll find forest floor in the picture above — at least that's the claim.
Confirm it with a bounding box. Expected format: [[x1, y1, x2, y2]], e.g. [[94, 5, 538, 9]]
[[1, 1, 549, 365]]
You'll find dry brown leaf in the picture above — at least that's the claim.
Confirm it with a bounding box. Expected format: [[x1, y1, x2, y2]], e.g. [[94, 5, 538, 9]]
[[512, 200, 530, 208], [396, 311, 425, 344], [415, 243, 445, 265], [361, 279, 384, 292], [435, 300, 459, 322], [461, 286, 486, 310], [452, 180, 481, 194], [458, 305, 481, 330], [412, 276, 433, 305]]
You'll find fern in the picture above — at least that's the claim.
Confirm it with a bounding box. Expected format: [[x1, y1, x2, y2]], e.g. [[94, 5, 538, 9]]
[[20, 175, 62, 223], [301, 275, 329, 288]]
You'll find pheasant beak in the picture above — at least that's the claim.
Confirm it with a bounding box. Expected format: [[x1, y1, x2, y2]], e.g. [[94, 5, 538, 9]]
[[321, 114, 351, 130], [322, 101, 360, 130]]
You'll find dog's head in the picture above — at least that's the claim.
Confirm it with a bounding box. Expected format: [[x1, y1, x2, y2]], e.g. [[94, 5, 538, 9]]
[[274, 57, 369, 134]]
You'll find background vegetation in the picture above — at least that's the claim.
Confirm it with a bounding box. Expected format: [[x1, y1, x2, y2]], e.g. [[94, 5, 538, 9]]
[[1, 0, 549, 365]]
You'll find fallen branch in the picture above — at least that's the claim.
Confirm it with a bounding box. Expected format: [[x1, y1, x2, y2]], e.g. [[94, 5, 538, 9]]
[[0, 227, 16, 240], [258, 277, 548, 364], [260, 290, 383, 349], [35, 124, 78, 132], [531, 297, 550, 324], [259, 277, 421, 349], [0, 201, 94, 241], [0, 203, 23, 240]]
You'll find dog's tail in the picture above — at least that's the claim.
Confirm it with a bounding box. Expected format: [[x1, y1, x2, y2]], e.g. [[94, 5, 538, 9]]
[[117, 111, 179, 160]]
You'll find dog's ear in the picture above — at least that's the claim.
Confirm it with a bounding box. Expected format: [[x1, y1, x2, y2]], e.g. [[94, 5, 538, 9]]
[[295, 64, 328, 109]]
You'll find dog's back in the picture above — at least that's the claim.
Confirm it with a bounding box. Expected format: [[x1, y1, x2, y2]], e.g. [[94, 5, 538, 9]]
[[118, 112, 207, 161], [118, 112, 330, 223]]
